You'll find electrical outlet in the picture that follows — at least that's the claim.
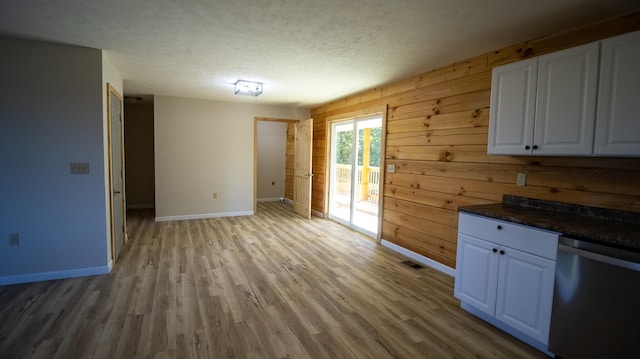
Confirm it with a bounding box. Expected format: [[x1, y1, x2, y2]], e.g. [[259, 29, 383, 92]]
[[387, 164, 396, 173], [9, 233, 19, 246], [70, 162, 90, 174], [517, 172, 527, 187], [213, 192, 218, 199]]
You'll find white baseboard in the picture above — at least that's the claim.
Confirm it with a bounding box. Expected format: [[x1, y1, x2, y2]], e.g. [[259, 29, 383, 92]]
[[127, 203, 154, 209], [381, 239, 455, 277], [0, 265, 111, 285], [155, 211, 254, 222]]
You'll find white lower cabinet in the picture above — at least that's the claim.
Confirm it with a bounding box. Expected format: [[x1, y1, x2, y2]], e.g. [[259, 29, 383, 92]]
[[495, 246, 555, 343], [455, 234, 500, 315], [455, 213, 558, 352]]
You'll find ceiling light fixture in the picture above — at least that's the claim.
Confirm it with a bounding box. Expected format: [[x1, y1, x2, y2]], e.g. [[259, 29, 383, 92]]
[[234, 80, 263, 97]]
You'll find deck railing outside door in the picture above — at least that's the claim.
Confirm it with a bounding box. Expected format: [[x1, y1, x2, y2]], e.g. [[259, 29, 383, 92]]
[[334, 164, 380, 203]]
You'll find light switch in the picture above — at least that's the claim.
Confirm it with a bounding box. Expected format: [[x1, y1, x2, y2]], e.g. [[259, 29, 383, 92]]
[[387, 164, 396, 173], [517, 172, 527, 186]]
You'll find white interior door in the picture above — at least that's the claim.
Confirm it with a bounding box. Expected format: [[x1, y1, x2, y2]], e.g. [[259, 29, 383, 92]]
[[329, 115, 382, 237], [293, 118, 313, 219], [108, 84, 126, 261]]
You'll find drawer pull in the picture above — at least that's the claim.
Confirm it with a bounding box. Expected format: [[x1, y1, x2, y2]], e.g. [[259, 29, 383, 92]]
[[500, 250, 505, 255], [492, 248, 498, 253], [497, 225, 503, 230]]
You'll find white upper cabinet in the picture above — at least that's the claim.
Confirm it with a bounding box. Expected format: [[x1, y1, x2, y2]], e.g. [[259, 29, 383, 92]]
[[488, 58, 537, 155], [594, 30, 640, 156], [534, 42, 599, 155], [488, 42, 599, 156]]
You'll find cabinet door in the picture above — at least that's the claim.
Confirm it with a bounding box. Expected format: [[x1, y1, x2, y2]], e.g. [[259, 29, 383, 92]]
[[534, 42, 599, 156], [454, 234, 500, 316], [488, 58, 537, 155], [595, 30, 640, 156], [495, 247, 555, 345]]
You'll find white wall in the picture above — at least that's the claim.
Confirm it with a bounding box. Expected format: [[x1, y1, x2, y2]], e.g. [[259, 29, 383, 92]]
[[0, 37, 110, 284], [154, 96, 309, 220], [257, 121, 287, 201]]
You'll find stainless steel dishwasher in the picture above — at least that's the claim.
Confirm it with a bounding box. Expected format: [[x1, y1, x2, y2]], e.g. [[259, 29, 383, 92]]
[[548, 237, 640, 358]]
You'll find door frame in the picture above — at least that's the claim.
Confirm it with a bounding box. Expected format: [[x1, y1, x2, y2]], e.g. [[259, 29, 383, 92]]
[[324, 105, 387, 242], [107, 83, 126, 262], [253, 116, 299, 214]]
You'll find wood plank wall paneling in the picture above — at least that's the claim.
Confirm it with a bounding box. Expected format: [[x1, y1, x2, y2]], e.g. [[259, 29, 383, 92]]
[[285, 122, 295, 200], [310, 10, 640, 269]]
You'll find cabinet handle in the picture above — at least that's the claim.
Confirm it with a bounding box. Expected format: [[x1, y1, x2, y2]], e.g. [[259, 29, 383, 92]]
[[497, 225, 502, 230], [500, 250, 505, 255], [533, 145, 538, 150], [492, 248, 498, 253], [525, 145, 530, 150]]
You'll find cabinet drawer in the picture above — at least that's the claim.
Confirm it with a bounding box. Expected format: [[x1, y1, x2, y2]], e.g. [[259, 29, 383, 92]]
[[458, 213, 559, 260]]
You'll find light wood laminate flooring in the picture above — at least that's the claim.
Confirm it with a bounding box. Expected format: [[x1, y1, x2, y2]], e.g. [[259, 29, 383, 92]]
[[0, 202, 546, 358]]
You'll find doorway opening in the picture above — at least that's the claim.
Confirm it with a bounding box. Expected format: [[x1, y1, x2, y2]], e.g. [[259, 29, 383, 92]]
[[328, 114, 382, 237], [253, 117, 301, 214]]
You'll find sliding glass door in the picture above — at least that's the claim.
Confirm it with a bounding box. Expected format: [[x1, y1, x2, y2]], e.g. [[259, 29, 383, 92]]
[[329, 115, 382, 237]]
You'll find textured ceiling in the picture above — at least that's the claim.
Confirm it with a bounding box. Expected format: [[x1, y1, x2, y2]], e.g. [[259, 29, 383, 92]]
[[0, 1, 638, 107]]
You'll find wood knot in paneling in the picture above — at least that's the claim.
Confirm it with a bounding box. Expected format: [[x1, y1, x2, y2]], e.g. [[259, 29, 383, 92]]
[[439, 148, 453, 162]]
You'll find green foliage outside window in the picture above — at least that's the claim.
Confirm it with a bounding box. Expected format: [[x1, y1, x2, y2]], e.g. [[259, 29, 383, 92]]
[[335, 127, 381, 167]]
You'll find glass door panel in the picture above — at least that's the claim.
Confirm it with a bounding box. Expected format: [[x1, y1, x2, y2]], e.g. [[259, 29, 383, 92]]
[[329, 121, 353, 224], [329, 116, 382, 238], [352, 117, 381, 235]]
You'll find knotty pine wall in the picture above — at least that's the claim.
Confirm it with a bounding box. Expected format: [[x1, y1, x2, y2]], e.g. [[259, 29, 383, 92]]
[[310, 11, 640, 269], [285, 122, 295, 201]]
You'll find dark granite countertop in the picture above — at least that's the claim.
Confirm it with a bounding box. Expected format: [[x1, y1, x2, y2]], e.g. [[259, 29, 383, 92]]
[[458, 195, 640, 253]]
